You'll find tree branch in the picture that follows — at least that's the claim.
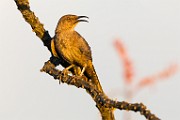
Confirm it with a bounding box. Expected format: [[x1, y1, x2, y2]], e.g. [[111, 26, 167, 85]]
[[14, 0, 51, 51], [41, 61, 160, 120], [14, 0, 160, 120]]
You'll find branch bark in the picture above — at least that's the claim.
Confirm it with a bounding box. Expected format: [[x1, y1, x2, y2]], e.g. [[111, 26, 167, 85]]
[[41, 61, 160, 120], [14, 0, 160, 120]]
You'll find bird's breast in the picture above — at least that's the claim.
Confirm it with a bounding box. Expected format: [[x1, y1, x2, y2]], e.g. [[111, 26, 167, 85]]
[[56, 32, 72, 48]]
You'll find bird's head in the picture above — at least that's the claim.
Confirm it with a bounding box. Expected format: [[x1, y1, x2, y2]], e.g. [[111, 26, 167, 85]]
[[55, 14, 88, 32]]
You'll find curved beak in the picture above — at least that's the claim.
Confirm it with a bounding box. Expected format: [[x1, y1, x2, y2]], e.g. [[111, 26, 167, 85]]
[[77, 16, 89, 23]]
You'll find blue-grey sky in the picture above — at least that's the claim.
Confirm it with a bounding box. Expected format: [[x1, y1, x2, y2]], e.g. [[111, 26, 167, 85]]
[[0, 0, 180, 120]]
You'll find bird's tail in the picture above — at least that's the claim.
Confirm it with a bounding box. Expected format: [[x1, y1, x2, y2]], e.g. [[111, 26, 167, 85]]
[[85, 61, 103, 92]]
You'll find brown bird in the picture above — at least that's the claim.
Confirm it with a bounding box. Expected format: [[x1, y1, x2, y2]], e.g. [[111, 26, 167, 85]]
[[51, 14, 102, 91]]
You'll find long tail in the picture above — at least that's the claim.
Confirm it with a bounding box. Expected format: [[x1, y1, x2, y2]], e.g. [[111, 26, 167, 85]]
[[85, 61, 103, 92]]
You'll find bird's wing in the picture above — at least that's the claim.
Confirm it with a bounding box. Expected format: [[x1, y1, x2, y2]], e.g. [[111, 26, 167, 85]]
[[75, 32, 92, 61]]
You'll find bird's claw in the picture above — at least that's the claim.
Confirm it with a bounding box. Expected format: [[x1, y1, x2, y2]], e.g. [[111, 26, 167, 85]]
[[59, 69, 71, 84]]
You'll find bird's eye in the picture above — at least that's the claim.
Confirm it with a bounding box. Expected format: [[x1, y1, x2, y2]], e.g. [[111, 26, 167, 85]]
[[67, 18, 70, 21]]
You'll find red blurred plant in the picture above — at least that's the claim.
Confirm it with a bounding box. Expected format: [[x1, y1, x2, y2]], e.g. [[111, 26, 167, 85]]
[[137, 64, 178, 89], [114, 40, 134, 84], [112, 38, 179, 120]]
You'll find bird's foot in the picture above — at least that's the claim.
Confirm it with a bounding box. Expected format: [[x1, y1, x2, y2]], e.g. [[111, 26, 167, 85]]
[[59, 69, 71, 84], [74, 75, 87, 81], [62, 68, 71, 75]]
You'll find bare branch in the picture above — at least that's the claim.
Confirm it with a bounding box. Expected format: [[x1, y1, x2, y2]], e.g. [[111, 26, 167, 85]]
[[41, 61, 160, 120], [14, 0, 52, 51]]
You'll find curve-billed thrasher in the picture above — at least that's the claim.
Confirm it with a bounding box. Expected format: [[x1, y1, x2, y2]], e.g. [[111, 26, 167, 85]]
[[51, 14, 102, 90]]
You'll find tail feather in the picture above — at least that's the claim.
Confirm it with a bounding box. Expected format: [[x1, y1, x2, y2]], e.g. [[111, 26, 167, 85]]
[[85, 62, 103, 92]]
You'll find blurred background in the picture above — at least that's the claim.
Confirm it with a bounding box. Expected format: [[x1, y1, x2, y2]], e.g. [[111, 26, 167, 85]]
[[0, 0, 180, 120]]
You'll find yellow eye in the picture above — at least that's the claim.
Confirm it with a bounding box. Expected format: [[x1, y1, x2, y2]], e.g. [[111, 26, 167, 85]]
[[67, 17, 70, 21]]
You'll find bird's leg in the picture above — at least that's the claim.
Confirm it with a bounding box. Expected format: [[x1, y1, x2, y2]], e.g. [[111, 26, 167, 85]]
[[73, 66, 81, 76], [59, 64, 75, 84], [62, 64, 75, 75], [80, 64, 87, 76], [73, 65, 88, 82]]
